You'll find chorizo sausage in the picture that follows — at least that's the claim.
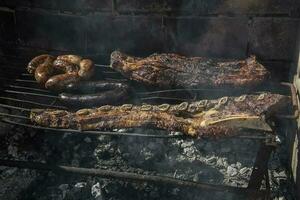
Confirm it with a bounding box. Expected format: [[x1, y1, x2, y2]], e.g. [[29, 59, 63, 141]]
[[56, 55, 82, 65], [28, 54, 95, 90], [34, 56, 56, 84], [53, 59, 79, 73], [78, 59, 94, 79], [45, 73, 80, 90], [27, 54, 55, 74]]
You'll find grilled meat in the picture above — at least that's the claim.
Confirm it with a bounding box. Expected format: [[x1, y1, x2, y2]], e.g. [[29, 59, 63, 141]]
[[110, 51, 269, 89], [58, 81, 131, 107], [30, 93, 288, 138], [27, 54, 55, 74], [34, 56, 56, 84], [27, 54, 95, 90]]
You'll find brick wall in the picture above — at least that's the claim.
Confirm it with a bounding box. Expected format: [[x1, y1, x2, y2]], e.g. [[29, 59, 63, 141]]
[[0, 0, 299, 78]]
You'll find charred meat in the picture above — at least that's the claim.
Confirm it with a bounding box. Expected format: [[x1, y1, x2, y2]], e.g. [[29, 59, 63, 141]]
[[110, 51, 269, 89], [58, 81, 131, 107], [30, 93, 287, 138]]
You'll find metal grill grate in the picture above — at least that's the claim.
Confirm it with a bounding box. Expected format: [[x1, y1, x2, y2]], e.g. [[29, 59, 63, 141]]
[[0, 58, 298, 198]]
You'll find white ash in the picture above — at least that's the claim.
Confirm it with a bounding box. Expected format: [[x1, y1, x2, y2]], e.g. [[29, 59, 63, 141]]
[[91, 182, 104, 200], [0, 125, 295, 199]]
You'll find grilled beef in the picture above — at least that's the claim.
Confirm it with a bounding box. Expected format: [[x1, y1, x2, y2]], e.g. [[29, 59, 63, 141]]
[[30, 93, 287, 138], [110, 51, 269, 89]]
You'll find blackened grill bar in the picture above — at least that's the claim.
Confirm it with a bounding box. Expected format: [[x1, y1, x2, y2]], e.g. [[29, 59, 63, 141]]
[[0, 159, 267, 196]]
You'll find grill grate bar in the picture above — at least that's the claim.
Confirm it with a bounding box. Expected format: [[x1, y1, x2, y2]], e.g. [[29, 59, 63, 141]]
[[0, 113, 29, 120], [0, 97, 66, 109], [7, 85, 52, 93], [137, 88, 228, 95], [21, 73, 33, 77], [3, 89, 192, 102], [94, 64, 110, 68], [15, 79, 37, 83], [0, 78, 37, 84], [1, 118, 184, 138], [102, 71, 121, 74], [140, 96, 193, 101], [0, 103, 30, 112], [103, 78, 128, 81], [0, 159, 265, 195], [4, 90, 58, 99]]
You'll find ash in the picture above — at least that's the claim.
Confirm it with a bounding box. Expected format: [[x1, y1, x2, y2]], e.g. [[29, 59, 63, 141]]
[[0, 120, 295, 200]]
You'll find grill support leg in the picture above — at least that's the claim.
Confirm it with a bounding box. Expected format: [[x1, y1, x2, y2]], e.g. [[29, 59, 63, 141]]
[[247, 142, 274, 199]]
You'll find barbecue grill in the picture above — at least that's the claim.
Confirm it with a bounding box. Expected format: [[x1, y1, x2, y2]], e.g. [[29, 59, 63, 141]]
[[0, 1, 299, 200]]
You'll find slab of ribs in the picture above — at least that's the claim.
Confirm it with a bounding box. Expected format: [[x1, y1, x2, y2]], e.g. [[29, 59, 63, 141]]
[[30, 93, 287, 138], [110, 51, 269, 89]]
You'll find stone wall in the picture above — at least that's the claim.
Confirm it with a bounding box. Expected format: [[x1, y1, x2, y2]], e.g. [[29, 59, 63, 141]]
[[0, 0, 299, 77]]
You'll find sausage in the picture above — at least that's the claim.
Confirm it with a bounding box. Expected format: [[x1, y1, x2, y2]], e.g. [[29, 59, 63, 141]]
[[34, 56, 56, 84], [78, 59, 94, 79], [58, 88, 130, 107], [56, 56, 94, 79], [65, 81, 130, 93], [35, 63, 54, 84], [27, 54, 55, 74], [56, 55, 82, 65], [53, 56, 95, 86], [28, 54, 95, 90], [53, 59, 79, 73], [45, 73, 80, 90]]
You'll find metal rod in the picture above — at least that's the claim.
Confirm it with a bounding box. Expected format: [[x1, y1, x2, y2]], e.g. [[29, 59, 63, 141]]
[[247, 143, 274, 190], [7, 85, 52, 93], [265, 170, 271, 200], [4, 90, 58, 99], [15, 79, 37, 83], [0, 78, 36, 83], [141, 96, 191, 101], [94, 64, 110, 68], [0, 159, 265, 195], [0, 97, 66, 109], [0, 113, 29, 120], [0, 103, 30, 112], [104, 78, 128, 81], [1, 119, 184, 138], [21, 73, 33, 77], [137, 88, 228, 95], [0, 64, 24, 71], [236, 135, 272, 140], [102, 71, 120, 74]]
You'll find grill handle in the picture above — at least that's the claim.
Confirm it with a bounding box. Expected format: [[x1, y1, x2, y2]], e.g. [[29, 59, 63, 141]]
[[276, 82, 299, 119]]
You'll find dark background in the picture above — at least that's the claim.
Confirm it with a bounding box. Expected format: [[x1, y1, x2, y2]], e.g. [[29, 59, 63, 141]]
[[0, 0, 300, 79]]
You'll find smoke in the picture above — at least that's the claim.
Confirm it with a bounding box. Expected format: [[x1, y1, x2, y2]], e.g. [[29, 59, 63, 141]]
[[170, 0, 276, 59]]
